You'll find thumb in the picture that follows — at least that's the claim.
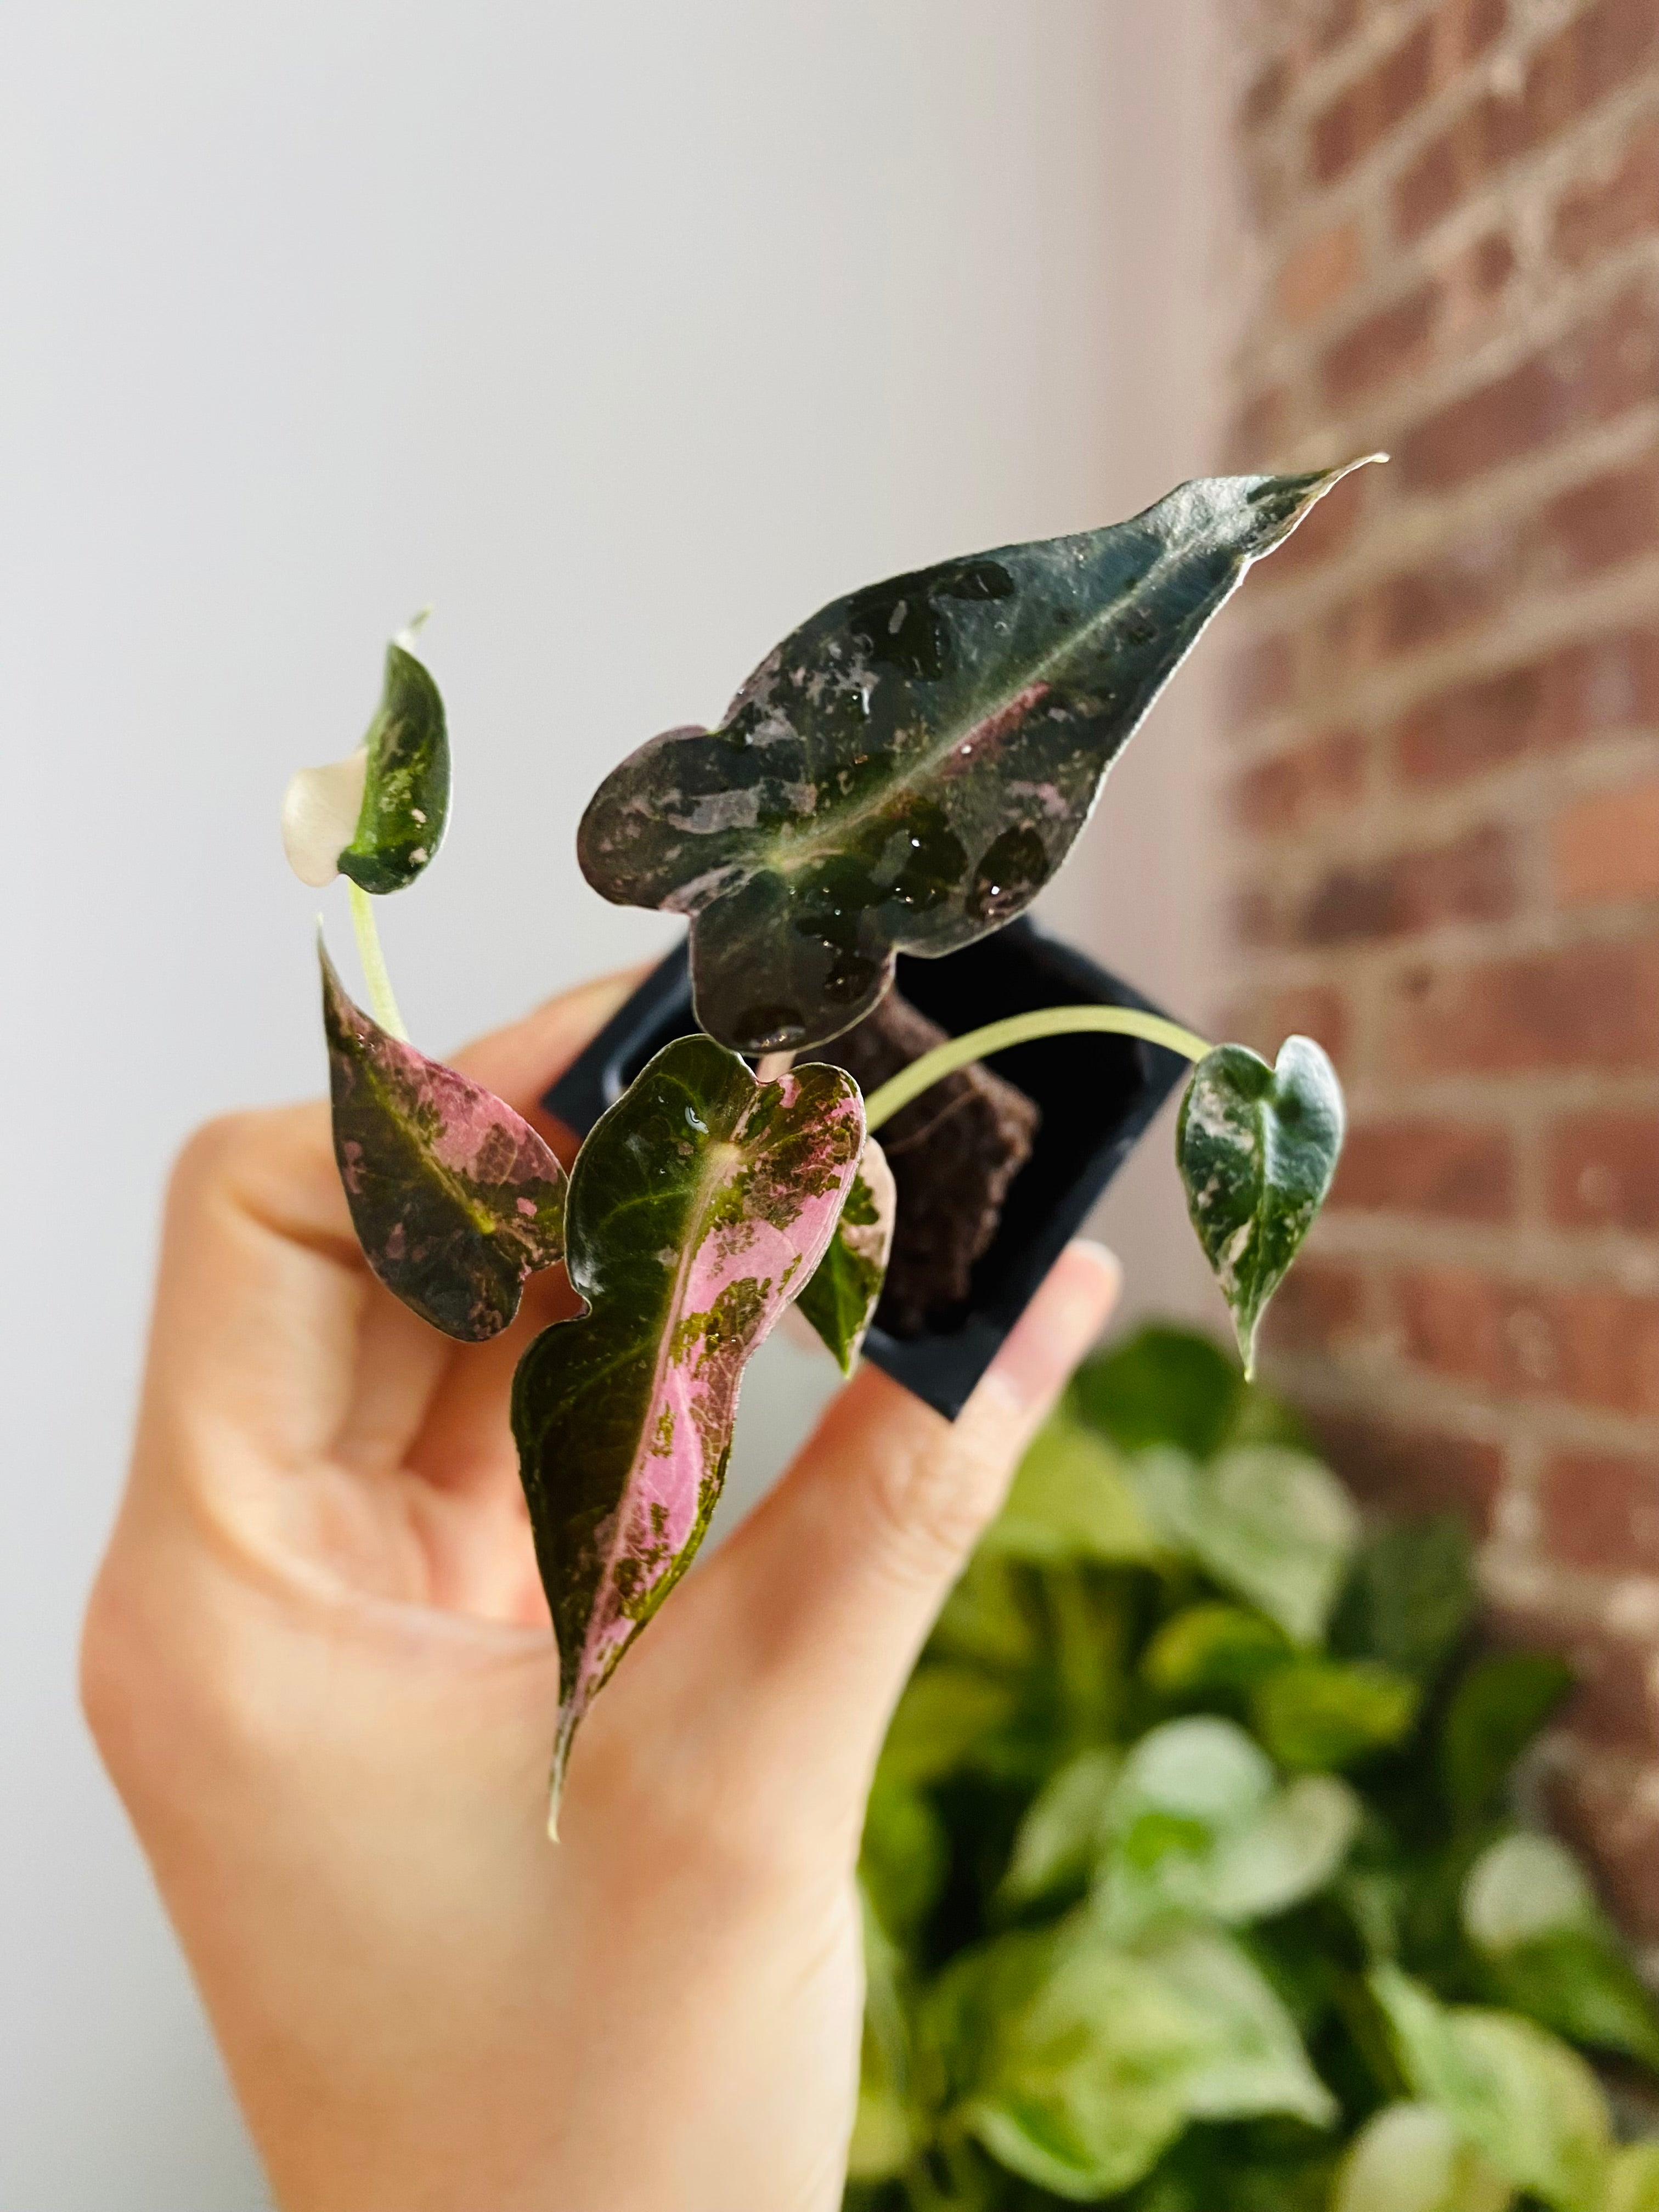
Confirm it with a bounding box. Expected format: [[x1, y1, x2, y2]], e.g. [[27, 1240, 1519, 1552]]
[[701, 1240, 1120, 1808]]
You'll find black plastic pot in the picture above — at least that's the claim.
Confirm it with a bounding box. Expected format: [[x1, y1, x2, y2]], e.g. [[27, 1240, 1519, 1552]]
[[543, 919, 1190, 1420]]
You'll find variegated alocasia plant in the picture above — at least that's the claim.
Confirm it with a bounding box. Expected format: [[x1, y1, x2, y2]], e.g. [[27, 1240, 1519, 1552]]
[[280, 463, 1372, 1822]]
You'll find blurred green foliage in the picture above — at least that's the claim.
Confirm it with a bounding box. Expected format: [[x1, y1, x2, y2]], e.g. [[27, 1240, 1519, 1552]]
[[847, 1326, 1659, 2212]]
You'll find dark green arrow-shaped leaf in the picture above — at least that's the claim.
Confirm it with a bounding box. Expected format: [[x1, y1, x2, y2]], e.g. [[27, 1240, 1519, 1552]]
[[321, 943, 565, 1339], [578, 461, 1379, 1053], [510, 1035, 865, 1823], [1176, 1036, 1345, 1378], [794, 1137, 895, 1372]]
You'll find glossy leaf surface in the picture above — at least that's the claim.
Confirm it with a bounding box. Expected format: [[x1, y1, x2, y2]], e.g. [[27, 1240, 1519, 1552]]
[[579, 464, 1377, 1053], [794, 1137, 895, 1371], [338, 638, 449, 893], [1177, 1035, 1345, 1376], [510, 1036, 862, 1815], [283, 637, 448, 891], [321, 943, 565, 1339]]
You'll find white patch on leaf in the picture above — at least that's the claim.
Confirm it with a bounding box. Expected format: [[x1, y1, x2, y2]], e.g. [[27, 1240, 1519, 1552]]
[[281, 747, 368, 886]]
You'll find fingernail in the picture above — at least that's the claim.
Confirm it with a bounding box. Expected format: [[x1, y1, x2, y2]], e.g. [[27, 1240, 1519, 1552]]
[[981, 1240, 1121, 1413]]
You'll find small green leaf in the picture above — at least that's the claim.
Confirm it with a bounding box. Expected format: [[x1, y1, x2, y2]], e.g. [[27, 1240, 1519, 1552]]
[[1131, 1444, 1361, 1646], [1369, 1964, 1611, 2211], [1206, 1775, 1362, 1924], [1330, 1517, 1476, 1683], [878, 1664, 1020, 1788], [341, 636, 450, 893], [1250, 1659, 1421, 1772], [1440, 1652, 1575, 1827], [1335, 2102, 1514, 2212], [579, 465, 1379, 1054], [510, 1035, 864, 1818], [985, 1415, 1162, 1565], [1069, 1325, 1245, 1459], [1095, 1718, 1357, 1933], [952, 1918, 1336, 2199], [1132, 1924, 1338, 2129], [1463, 1835, 1601, 1953], [1000, 1749, 1122, 1911], [1142, 1602, 1294, 1700], [320, 941, 566, 1339], [1463, 1834, 1659, 2072], [283, 634, 449, 892], [794, 1138, 895, 1372], [1176, 1037, 1345, 1376]]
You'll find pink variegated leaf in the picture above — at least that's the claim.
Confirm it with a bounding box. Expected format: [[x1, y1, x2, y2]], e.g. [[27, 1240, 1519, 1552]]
[[510, 1035, 865, 1827], [795, 1137, 896, 1373], [321, 942, 566, 1340]]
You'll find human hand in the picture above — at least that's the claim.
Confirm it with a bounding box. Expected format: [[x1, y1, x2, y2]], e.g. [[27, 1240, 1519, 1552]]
[[82, 974, 1120, 2212]]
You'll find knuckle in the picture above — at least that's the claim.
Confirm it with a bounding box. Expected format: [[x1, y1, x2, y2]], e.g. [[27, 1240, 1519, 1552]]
[[859, 1425, 1012, 1588]]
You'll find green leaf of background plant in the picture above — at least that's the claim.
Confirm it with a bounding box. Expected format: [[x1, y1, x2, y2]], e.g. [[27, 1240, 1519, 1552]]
[[1250, 1659, 1420, 1772], [1176, 1036, 1346, 1378], [929, 1552, 1043, 1674], [878, 1664, 1020, 1788], [1329, 1517, 1476, 1684], [861, 1776, 951, 1943], [1608, 2145, 1659, 2212], [320, 941, 566, 1339], [1131, 1444, 1360, 1646], [1205, 1775, 1362, 1924], [1369, 1964, 1611, 2211], [850, 1892, 919, 2184], [951, 1917, 1327, 2202], [1334, 2102, 1513, 2212], [509, 1035, 863, 1819], [1000, 1749, 1121, 1912], [1463, 1833, 1659, 2071], [1133, 1925, 1337, 2129], [985, 1415, 1162, 1565], [1094, 1719, 1357, 1934], [1142, 1603, 1293, 1701], [1070, 1325, 1246, 1459], [1440, 1652, 1575, 1827], [578, 464, 1378, 1054], [794, 1138, 895, 1372]]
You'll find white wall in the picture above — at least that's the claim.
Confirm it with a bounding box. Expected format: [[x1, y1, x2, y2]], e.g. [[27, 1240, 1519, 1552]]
[[1, 5, 1224, 2202]]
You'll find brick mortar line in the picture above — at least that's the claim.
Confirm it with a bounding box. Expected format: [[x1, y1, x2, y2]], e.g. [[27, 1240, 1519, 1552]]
[[1221, 891, 1659, 991], [1237, 61, 1659, 324], [1306, 1210, 1659, 1282], [1226, 727, 1659, 860], [1232, 391, 1659, 635], [1221, 551, 1659, 752], [1267, 1344, 1659, 1454], [1237, 108, 1659, 402], [1233, 0, 1649, 232]]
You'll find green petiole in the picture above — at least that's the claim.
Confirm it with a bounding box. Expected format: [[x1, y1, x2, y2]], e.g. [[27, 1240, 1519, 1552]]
[[348, 878, 410, 1042], [862, 1005, 1212, 1133]]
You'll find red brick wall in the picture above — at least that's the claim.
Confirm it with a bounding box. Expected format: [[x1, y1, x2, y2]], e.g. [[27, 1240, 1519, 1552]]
[[1225, 0, 1659, 1935]]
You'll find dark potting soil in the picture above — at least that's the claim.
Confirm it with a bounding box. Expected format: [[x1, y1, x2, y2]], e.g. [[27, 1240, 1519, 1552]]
[[817, 989, 1040, 1338]]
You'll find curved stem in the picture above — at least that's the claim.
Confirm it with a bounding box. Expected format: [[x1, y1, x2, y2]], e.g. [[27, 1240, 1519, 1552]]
[[862, 1003, 1211, 1132], [348, 878, 410, 1041]]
